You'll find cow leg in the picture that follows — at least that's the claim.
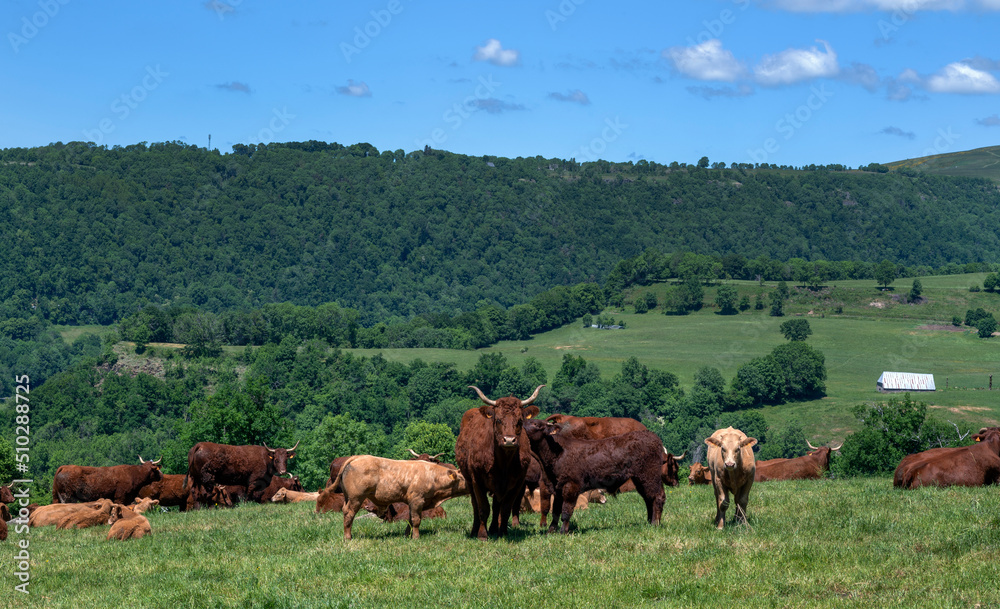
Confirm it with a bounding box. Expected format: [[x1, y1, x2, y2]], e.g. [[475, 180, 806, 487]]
[[557, 483, 581, 534], [511, 480, 527, 527], [714, 486, 730, 530], [633, 479, 665, 525], [734, 483, 752, 526], [343, 498, 365, 541], [539, 483, 552, 529], [407, 502, 423, 540], [547, 489, 565, 535], [469, 479, 490, 540]]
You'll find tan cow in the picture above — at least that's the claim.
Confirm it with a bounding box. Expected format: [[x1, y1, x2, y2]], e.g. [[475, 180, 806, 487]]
[[705, 427, 757, 530], [30, 499, 113, 528], [107, 504, 152, 540], [688, 463, 713, 485], [316, 485, 346, 513], [333, 455, 468, 540], [270, 488, 320, 503], [129, 497, 160, 514], [56, 501, 117, 530]]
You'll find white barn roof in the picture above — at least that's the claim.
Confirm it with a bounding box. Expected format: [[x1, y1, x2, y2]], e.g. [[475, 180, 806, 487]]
[[877, 371, 936, 391]]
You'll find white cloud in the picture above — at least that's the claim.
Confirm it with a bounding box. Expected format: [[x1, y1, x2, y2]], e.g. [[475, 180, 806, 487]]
[[336, 80, 372, 97], [473, 39, 521, 67], [925, 62, 1000, 93], [762, 0, 975, 12], [753, 40, 839, 85], [664, 39, 745, 82]]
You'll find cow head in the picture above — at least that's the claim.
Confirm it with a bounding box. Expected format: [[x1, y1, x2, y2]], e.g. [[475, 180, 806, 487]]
[[0, 486, 14, 504], [408, 449, 447, 464], [805, 440, 842, 470], [705, 427, 757, 470], [470, 385, 543, 451], [138, 456, 164, 483], [661, 448, 685, 487], [271, 488, 289, 503], [210, 484, 234, 508], [688, 463, 712, 485], [973, 427, 1000, 451], [263, 441, 299, 476]]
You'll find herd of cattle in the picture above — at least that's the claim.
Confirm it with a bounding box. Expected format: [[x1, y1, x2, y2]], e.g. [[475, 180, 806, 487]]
[[3, 385, 1000, 542]]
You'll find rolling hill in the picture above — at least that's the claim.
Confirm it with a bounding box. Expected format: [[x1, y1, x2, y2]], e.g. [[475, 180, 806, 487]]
[[888, 144, 1000, 181]]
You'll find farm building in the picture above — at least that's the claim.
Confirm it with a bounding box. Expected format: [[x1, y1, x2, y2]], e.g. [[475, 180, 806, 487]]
[[877, 371, 936, 392]]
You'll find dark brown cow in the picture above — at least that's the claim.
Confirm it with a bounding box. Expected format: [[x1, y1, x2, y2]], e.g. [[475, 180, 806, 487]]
[[327, 455, 354, 489], [260, 475, 304, 502], [688, 463, 712, 485], [705, 426, 757, 530], [523, 418, 665, 534], [186, 484, 235, 511], [755, 441, 842, 482], [615, 448, 685, 492], [184, 441, 297, 509], [898, 427, 1000, 489], [1, 485, 14, 504], [455, 385, 543, 540], [52, 457, 163, 504], [137, 474, 189, 511]]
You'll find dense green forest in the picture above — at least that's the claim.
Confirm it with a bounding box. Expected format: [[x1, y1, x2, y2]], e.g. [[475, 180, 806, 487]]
[[3, 140, 1000, 329]]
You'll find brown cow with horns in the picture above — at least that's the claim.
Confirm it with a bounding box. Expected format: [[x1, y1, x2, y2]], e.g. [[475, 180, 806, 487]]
[[52, 456, 163, 505], [184, 441, 298, 509], [455, 385, 542, 539]]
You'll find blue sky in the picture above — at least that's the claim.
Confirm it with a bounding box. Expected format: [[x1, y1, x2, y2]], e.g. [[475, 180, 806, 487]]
[[2, 0, 999, 167]]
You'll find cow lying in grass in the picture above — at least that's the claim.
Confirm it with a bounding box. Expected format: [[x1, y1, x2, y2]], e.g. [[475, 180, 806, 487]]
[[107, 504, 152, 540], [30, 499, 113, 528], [270, 488, 320, 503]]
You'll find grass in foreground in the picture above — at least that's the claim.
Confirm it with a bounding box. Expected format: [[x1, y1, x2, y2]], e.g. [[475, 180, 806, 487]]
[[3, 478, 1000, 608]]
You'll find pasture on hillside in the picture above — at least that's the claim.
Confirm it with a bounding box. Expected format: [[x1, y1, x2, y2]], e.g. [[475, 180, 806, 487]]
[[350, 283, 1000, 443], [3, 477, 999, 608]]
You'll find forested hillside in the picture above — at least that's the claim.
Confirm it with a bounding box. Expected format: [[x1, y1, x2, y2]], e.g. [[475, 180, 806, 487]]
[[3, 141, 1000, 329]]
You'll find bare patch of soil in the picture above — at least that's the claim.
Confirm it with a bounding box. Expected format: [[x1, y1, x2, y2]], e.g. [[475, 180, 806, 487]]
[[917, 324, 965, 332]]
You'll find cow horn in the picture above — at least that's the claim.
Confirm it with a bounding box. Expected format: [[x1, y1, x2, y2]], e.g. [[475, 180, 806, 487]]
[[288, 441, 299, 452], [264, 443, 275, 453], [519, 385, 545, 407], [152, 456, 162, 465], [806, 440, 818, 450], [469, 385, 496, 406], [138, 455, 146, 464], [675, 451, 687, 460], [830, 442, 843, 451], [408, 448, 421, 458], [431, 452, 445, 459]]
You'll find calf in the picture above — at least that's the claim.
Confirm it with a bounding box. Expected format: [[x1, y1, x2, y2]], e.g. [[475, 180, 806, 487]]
[[270, 488, 320, 503], [30, 499, 113, 528], [523, 419, 665, 534], [56, 501, 117, 530], [137, 474, 189, 511], [129, 497, 160, 514], [381, 503, 447, 523], [260, 475, 304, 503], [688, 463, 713, 485], [316, 485, 346, 514], [333, 455, 467, 540], [705, 426, 757, 530], [107, 504, 152, 541]]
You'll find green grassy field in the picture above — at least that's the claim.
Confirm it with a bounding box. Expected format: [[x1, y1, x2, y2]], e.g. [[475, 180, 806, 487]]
[[4, 478, 999, 608], [888, 145, 1000, 181], [350, 274, 1000, 442]]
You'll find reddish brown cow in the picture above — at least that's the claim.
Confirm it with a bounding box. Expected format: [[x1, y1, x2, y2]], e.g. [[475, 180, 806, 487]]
[[455, 385, 543, 540], [1, 485, 14, 504], [381, 503, 447, 523], [688, 463, 712, 485], [755, 441, 842, 482], [137, 474, 189, 511], [544, 414, 649, 440], [705, 427, 757, 530], [316, 485, 346, 513], [523, 418, 666, 534], [516, 455, 554, 528], [898, 427, 1000, 489], [52, 457, 163, 505], [184, 441, 297, 509], [894, 427, 1000, 488], [327, 455, 354, 489], [260, 475, 304, 502]]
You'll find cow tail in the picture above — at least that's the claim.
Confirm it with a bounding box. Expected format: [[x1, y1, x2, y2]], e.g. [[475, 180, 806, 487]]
[[331, 455, 359, 493]]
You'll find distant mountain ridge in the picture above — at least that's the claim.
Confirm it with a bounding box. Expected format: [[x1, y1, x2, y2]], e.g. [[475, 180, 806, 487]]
[[888, 145, 1000, 181]]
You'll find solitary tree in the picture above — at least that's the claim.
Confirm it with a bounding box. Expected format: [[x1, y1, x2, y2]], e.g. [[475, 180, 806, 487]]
[[909, 278, 923, 301], [779, 318, 812, 341], [697, 156, 710, 168], [715, 285, 739, 315], [875, 260, 897, 290]]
